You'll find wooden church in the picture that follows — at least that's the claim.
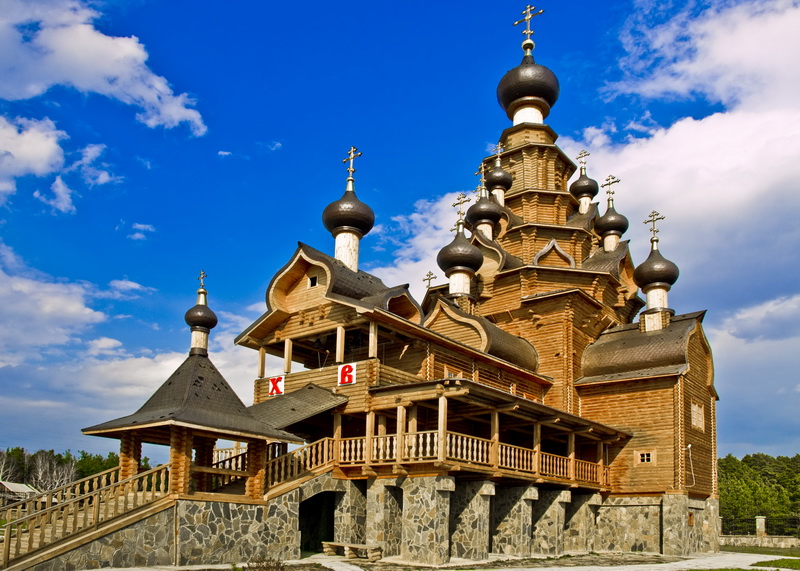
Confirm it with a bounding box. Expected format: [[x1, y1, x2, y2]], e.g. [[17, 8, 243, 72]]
[[0, 7, 718, 570]]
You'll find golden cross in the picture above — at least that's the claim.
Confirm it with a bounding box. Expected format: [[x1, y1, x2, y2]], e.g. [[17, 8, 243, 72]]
[[514, 5, 544, 40], [492, 143, 505, 159], [423, 271, 437, 288], [452, 192, 471, 219], [601, 174, 620, 198], [644, 210, 665, 239], [198, 270, 207, 288], [474, 163, 486, 185], [342, 146, 362, 176], [576, 150, 590, 168]]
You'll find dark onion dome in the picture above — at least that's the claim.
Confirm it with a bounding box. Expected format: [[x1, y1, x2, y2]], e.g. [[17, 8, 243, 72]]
[[634, 244, 680, 289], [322, 189, 375, 237], [497, 40, 560, 120], [185, 289, 218, 330], [485, 160, 513, 191], [466, 195, 503, 228], [569, 170, 599, 200], [595, 204, 629, 237], [437, 224, 483, 275]]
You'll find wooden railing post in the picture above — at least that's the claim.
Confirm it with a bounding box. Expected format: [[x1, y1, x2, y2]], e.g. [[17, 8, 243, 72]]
[[568, 432, 575, 481], [397, 405, 407, 462], [533, 423, 541, 475], [365, 411, 375, 463], [490, 411, 500, 470], [438, 395, 448, 462]]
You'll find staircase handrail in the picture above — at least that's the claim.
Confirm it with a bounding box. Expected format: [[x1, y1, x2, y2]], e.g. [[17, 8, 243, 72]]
[[264, 438, 334, 490], [2, 464, 169, 567], [208, 450, 248, 491], [0, 466, 120, 526]]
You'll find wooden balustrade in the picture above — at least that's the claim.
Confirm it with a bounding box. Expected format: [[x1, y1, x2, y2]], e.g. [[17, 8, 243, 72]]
[[574, 459, 599, 483], [446, 432, 492, 466], [207, 450, 248, 490], [540, 452, 570, 479], [401, 431, 438, 461], [339, 437, 365, 465], [0, 466, 120, 527], [372, 434, 396, 462], [1, 464, 169, 567], [499, 443, 538, 474]]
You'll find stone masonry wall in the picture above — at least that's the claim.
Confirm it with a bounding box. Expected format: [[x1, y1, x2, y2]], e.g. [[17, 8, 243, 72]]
[[31, 507, 174, 571], [490, 485, 537, 557], [365, 479, 403, 557], [531, 490, 570, 555], [449, 480, 494, 560], [563, 494, 601, 554], [400, 476, 453, 565], [594, 496, 662, 553]]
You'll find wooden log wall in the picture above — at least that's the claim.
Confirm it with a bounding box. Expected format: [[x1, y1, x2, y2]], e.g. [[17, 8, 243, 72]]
[[169, 426, 193, 495], [578, 377, 678, 494], [681, 330, 716, 496]]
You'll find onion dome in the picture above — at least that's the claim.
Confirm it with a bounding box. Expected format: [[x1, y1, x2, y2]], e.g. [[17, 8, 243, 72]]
[[322, 189, 375, 237], [595, 204, 629, 237], [437, 221, 483, 275], [497, 39, 560, 120], [569, 170, 599, 200], [485, 157, 513, 191], [466, 193, 503, 228], [185, 281, 218, 330], [634, 240, 679, 290]]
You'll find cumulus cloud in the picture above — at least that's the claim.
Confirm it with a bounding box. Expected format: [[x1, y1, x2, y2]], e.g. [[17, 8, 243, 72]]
[[0, 242, 105, 367], [218, 150, 232, 157], [0, 116, 66, 203], [0, 0, 206, 135], [33, 175, 76, 213], [719, 293, 800, 342], [126, 222, 156, 241], [64, 144, 121, 186]]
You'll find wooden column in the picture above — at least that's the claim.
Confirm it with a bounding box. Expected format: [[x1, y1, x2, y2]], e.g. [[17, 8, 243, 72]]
[[119, 432, 136, 480], [597, 441, 605, 486], [283, 339, 293, 374], [168, 426, 192, 495], [258, 346, 266, 378], [407, 405, 418, 458], [490, 411, 500, 470], [533, 423, 541, 475], [396, 405, 407, 462], [437, 395, 448, 462], [333, 413, 342, 463], [194, 437, 215, 492], [336, 326, 345, 364], [568, 432, 576, 481], [246, 441, 267, 500], [368, 321, 378, 359], [365, 411, 375, 463]]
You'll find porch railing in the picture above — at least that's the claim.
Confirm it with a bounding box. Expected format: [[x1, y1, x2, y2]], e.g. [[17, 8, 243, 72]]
[[264, 438, 335, 488]]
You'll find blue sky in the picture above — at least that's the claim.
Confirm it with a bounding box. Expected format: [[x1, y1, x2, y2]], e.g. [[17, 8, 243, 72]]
[[1, 0, 799, 461]]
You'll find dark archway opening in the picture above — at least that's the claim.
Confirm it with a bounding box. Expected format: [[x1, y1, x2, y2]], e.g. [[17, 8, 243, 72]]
[[299, 491, 337, 553]]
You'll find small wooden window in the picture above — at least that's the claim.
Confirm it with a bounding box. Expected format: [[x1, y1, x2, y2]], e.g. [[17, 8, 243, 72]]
[[691, 401, 705, 432], [308, 276, 318, 288], [635, 450, 655, 465]]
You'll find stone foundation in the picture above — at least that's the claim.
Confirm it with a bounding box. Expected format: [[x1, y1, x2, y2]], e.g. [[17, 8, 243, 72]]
[[29, 477, 721, 569]]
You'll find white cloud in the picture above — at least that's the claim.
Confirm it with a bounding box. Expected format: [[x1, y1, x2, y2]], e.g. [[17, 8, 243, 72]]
[[131, 223, 155, 232], [86, 337, 124, 356], [0, 116, 66, 203], [218, 150, 232, 157], [719, 293, 800, 342], [0, 0, 206, 135], [0, 241, 105, 367], [268, 141, 282, 151], [33, 175, 76, 213], [102, 279, 156, 300], [65, 144, 121, 186], [614, 0, 800, 110]]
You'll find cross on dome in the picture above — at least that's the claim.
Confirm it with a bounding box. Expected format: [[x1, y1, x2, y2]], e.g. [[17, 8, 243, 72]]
[[514, 5, 544, 41], [452, 192, 471, 219], [198, 270, 207, 289], [576, 150, 590, 168], [492, 143, 505, 159], [601, 174, 621, 198], [342, 146, 362, 177], [423, 271, 437, 288], [644, 210, 665, 240]]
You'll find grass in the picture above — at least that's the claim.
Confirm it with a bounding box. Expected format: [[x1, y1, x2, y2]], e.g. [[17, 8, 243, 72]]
[[753, 559, 800, 569], [722, 545, 800, 558]]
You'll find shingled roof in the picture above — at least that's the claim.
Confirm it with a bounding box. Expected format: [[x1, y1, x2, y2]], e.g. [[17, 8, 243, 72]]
[[576, 311, 706, 386], [83, 353, 302, 443], [249, 383, 348, 430], [581, 239, 630, 280]]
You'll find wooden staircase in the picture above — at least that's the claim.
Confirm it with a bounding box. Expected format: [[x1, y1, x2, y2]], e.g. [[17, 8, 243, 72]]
[[0, 464, 170, 570]]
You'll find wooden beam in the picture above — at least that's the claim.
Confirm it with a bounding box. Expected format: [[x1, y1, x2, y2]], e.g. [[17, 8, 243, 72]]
[[397, 405, 407, 462], [368, 321, 378, 358], [365, 410, 375, 463], [437, 395, 448, 462], [490, 411, 499, 469], [258, 346, 266, 378]]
